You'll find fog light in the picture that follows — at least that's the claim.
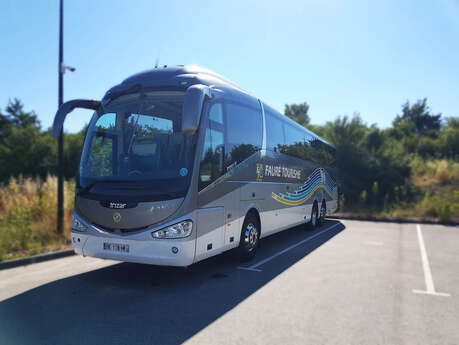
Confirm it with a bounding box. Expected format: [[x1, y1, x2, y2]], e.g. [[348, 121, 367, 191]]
[[171, 247, 179, 254]]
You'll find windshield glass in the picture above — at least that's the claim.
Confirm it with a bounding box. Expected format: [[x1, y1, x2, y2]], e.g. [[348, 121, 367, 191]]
[[79, 91, 196, 200]]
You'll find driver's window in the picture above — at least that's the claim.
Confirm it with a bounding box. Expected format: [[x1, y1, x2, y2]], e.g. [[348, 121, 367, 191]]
[[199, 103, 225, 191], [95, 113, 116, 131]]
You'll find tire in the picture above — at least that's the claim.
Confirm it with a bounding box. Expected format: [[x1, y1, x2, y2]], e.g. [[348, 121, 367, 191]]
[[307, 202, 319, 230], [318, 201, 326, 227], [236, 213, 260, 262]]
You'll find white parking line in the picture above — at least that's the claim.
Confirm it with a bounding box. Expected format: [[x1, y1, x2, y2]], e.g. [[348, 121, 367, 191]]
[[238, 222, 341, 272], [412, 224, 450, 297]]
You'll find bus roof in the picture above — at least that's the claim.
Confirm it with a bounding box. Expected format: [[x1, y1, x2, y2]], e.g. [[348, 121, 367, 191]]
[[102, 65, 333, 148]]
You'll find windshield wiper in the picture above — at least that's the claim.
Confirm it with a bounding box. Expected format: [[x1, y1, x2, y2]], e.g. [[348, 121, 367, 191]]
[[77, 180, 131, 196]]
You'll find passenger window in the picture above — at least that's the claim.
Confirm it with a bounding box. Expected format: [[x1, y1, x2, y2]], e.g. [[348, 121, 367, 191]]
[[199, 103, 225, 191], [281, 123, 311, 160], [285, 124, 304, 146], [225, 103, 262, 166], [266, 111, 285, 152]]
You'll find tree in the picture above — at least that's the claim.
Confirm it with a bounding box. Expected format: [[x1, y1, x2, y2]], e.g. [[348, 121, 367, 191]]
[[393, 98, 441, 136], [284, 102, 310, 126], [0, 99, 89, 182], [4, 98, 40, 129]]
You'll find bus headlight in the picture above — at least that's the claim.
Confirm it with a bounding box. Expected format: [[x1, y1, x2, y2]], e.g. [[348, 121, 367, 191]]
[[152, 220, 192, 239], [71, 214, 88, 232]]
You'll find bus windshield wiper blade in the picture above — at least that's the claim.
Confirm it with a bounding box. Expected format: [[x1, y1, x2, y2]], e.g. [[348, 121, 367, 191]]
[[77, 180, 131, 195]]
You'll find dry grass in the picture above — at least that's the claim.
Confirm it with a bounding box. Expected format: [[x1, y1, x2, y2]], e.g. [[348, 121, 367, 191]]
[[411, 158, 459, 187], [383, 159, 459, 222], [339, 157, 459, 222], [0, 175, 74, 261]]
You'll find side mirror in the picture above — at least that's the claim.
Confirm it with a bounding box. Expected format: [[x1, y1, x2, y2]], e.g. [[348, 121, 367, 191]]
[[182, 84, 211, 134], [52, 99, 100, 139]]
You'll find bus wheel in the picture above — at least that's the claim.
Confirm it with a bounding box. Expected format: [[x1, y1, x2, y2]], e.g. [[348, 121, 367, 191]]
[[307, 202, 319, 230], [318, 201, 326, 227], [236, 213, 260, 261]]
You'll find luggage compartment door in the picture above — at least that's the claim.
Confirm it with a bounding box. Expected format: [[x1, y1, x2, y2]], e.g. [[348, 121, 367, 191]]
[[195, 207, 225, 262]]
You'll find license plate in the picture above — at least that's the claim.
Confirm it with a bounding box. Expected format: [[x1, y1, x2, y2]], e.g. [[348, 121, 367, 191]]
[[103, 242, 130, 253]]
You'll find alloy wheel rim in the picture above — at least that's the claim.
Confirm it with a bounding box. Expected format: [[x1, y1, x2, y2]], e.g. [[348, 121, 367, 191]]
[[244, 223, 258, 251], [312, 208, 317, 226]]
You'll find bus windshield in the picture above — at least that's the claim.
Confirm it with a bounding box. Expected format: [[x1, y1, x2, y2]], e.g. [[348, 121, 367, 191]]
[[78, 91, 196, 199]]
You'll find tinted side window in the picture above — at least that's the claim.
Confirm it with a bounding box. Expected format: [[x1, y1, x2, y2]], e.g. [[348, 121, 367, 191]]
[[310, 138, 336, 167], [226, 103, 262, 165], [266, 111, 285, 152], [199, 103, 225, 191], [279, 123, 307, 159], [284, 123, 305, 146]]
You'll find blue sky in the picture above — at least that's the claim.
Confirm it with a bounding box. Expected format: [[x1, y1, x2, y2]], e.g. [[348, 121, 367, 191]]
[[1, 0, 458, 133]]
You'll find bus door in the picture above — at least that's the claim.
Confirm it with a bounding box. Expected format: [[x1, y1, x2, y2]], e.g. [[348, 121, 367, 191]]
[[196, 102, 227, 260]]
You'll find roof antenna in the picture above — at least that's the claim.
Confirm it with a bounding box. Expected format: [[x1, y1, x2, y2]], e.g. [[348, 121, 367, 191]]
[[154, 47, 162, 69]]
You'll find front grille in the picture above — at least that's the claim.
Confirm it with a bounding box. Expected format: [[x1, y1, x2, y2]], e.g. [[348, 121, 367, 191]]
[[92, 223, 148, 235]]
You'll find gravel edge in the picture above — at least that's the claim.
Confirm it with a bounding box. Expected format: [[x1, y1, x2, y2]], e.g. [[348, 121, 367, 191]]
[[0, 249, 75, 271]]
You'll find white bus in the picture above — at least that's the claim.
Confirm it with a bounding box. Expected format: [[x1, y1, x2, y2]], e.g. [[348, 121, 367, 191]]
[[53, 65, 338, 266]]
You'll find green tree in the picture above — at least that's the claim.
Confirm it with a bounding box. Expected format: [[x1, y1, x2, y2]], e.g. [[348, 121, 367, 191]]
[[317, 114, 411, 207], [393, 98, 441, 136], [0, 99, 86, 182], [284, 102, 310, 126]]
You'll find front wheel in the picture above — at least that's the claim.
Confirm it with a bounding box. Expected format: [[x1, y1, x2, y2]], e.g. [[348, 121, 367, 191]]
[[236, 213, 260, 261]]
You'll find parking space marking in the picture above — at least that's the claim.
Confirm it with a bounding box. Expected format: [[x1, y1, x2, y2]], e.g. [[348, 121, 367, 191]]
[[238, 222, 341, 272], [237, 266, 262, 272], [412, 224, 450, 297]]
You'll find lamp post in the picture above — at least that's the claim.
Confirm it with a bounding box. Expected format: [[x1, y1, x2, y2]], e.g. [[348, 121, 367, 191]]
[[57, 0, 75, 234]]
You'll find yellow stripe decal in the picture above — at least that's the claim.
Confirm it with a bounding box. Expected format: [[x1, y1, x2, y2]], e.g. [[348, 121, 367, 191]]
[[271, 184, 334, 206]]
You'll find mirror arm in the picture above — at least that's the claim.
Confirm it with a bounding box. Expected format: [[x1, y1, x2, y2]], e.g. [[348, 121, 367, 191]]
[[52, 99, 101, 139]]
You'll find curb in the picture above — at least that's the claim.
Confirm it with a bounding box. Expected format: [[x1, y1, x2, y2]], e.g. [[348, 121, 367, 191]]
[[0, 249, 75, 271], [329, 215, 459, 226]]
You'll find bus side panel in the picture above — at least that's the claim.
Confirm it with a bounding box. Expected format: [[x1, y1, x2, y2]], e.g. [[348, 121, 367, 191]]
[[194, 207, 225, 262], [229, 150, 338, 237]]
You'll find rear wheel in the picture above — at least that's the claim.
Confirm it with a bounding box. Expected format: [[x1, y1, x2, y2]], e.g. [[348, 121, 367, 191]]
[[307, 202, 319, 230], [236, 213, 260, 261], [318, 201, 326, 227]]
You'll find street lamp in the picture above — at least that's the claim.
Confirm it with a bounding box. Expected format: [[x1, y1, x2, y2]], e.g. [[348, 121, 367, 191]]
[[57, 0, 75, 234]]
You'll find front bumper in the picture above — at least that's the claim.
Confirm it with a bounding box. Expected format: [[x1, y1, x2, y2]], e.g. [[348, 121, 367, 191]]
[[71, 231, 196, 267]]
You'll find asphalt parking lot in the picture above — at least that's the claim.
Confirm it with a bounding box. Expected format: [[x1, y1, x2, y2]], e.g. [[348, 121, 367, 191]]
[[0, 219, 458, 345]]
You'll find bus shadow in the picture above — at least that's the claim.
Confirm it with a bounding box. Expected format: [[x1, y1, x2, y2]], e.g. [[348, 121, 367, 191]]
[[0, 220, 344, 345]]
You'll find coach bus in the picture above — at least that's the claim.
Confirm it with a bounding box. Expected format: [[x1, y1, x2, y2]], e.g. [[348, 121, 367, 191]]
[[53, 65, 338, 266]]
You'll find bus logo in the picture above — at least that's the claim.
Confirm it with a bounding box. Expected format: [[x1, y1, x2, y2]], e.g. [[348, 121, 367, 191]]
[[110, 202, 127, 209], [113, 212, 122, 223], [256, 164, 264, 181]]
